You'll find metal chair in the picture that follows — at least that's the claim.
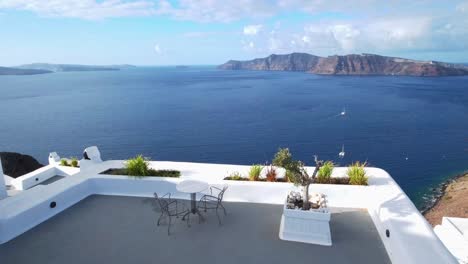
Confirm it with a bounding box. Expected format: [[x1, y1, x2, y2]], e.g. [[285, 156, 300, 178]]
[[154, 192, 188, 235], [198, 186, 228, 225]]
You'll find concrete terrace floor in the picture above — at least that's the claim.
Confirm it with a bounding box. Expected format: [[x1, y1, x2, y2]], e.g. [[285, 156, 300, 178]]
[[0, 195, 391, 264]]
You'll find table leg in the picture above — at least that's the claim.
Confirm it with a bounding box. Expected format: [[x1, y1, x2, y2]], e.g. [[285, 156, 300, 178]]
[[190, 193, 197, 213], [190, 192, 205, 223]]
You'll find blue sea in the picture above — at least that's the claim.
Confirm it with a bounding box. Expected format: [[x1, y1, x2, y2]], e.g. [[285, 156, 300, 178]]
[[0, 67, 467, 209]]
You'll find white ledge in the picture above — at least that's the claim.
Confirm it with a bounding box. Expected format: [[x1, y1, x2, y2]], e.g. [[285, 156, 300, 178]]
[[0, 161, 457, 263]]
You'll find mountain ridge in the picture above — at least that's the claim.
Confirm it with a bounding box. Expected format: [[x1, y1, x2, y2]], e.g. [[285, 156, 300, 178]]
[[219, 53, 468, 76], [0, 66, 51, 75], [16, 63, 136, 72]]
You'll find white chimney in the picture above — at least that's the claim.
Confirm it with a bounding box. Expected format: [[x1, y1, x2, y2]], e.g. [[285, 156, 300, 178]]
[[0, 159, 7, 200]]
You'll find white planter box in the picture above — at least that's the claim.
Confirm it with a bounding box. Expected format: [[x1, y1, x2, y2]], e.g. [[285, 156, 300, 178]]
[[279, 201, 332, 246]]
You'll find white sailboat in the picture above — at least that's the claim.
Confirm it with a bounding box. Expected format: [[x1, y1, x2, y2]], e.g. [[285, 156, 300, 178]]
[[338, 145, 345, 158], [340, 107, 346, 116]]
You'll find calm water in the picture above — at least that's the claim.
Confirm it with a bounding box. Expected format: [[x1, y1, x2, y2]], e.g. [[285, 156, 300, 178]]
[[0, 67, 467, 208]]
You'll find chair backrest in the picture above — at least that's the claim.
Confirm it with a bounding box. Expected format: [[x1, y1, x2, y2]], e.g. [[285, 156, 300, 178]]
[[154, 193, 169, 211], [218, 186, 228, 201]]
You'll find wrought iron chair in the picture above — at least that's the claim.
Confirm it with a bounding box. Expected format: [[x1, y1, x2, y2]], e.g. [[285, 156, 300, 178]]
[[154, 192, 188, 235], [198, 186, 228, 225]]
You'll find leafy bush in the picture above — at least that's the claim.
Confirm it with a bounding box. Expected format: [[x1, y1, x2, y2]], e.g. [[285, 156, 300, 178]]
[[70, 157, 79, 167], [316, 161, 334, 183], [347, 161, 369, 185], [272, 148, 323, 210], [60, 159, 69, 166], [125, 155, 150, 178], [265, 165, 277, 182], [285, 169, 295, 182], [248, 164, 263, 181], [225, 171, 247, 181]]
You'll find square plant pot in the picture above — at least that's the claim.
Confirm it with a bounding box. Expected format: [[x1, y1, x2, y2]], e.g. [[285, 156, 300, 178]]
[[279, 200, 332, 246]]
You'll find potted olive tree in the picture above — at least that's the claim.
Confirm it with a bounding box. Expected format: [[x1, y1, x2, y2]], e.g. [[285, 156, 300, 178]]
[[273, 148, 332, 246]]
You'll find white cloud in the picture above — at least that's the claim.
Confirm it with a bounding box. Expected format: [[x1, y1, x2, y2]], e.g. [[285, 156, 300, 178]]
[[241, 40, 258, 52], [328, 24, 361, 51], [243, 24, 263, 36], [457, 1, 468, 12], [154, 44, 162, 54], [156, 0, 274, 22], [0, 0, 156, 19], [241, 13, 468, 57]]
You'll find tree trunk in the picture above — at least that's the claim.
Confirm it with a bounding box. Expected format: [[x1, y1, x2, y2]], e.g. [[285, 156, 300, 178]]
[[302, 183, 310, 210]]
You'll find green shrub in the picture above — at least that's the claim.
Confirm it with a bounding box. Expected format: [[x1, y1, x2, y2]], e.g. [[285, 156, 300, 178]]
[[60, 159, 69, 166], [285, 169, 295, 182], [248, 165, 263, 181], [347, 161, 368, 185], [225, 171, 247, 181], [272, 148, 294, 168], [316, 161, 334, 183], [70, 157, 79, 167], [125, 155, 150, 178]]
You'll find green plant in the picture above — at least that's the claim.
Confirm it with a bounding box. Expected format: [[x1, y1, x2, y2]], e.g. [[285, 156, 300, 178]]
[[60, 159, 69, 166], [248, 164, 263, 181], [227, 171, 245, 181], [285, 169, 295, 182], [347, 161, 369, 185], [316, 161, 334, 183], [273, 148, 323, 210], [125, 155, 150, 178], [70, 157, 79, 167]]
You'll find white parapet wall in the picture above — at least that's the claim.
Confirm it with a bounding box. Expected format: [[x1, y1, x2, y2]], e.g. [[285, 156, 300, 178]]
[[0, 160, 7, 200], [0, 161, 458, 263], [10, 165, 80, 191]]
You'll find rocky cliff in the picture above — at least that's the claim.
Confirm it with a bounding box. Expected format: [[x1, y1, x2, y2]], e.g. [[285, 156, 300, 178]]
[[219, 53, 468, 77], [0, 152, 43, 178]]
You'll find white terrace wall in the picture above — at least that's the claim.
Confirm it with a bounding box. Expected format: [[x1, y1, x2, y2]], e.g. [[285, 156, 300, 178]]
[[0, 164, 457, 264], [0, 160, 7, 200], [10, 165, 58, 190], [10, 165, 80, 191]]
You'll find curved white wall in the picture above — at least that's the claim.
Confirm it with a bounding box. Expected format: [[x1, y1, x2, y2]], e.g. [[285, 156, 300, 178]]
[[0, 162, 457, 263]]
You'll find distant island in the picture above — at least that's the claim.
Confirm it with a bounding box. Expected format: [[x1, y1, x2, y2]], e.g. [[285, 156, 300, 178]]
[[0, 63, 136, 76], [0, 66, 52, 75], [219, 53, 468, 77], [17, 63, 135, 72]]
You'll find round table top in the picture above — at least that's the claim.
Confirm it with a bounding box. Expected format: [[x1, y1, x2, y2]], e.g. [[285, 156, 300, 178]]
[[176, 180, 209, 193]]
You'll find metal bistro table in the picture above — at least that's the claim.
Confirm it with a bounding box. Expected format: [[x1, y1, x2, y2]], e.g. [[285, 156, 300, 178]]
[[176, 180, 209, 224]]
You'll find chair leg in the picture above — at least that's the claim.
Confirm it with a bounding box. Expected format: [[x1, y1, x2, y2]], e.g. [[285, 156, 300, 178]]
[[216, 207, 222, 225], [220, 203, 227, 216], [167, 216, 172, 236], [157, 212, 165, 226]]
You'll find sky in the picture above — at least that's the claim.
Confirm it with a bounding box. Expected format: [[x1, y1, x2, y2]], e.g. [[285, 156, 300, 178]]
[[0, 0, 467, 66]]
